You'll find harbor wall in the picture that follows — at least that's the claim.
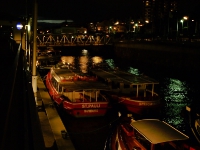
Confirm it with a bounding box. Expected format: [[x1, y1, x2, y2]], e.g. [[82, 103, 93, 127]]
[[113, 41, 200, 71]]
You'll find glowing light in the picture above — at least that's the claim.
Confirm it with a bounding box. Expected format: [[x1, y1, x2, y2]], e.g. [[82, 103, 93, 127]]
[[161, 78, 191, 130], [16, 23, 23, 30], [105, 59, 115, 69], [79, 55, 89, 73], [128, 67, 140, 75], [114, 21, 119, 25], [92, 56, 103, 64], [61, 56, 75, 65], [183, 16, 188, 20], [82, 49, 88, 55]]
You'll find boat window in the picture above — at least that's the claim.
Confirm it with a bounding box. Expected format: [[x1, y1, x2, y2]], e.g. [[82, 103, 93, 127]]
[[112, 82, 119, 89], [58, 85, 62, 92], [124, 84, 129, 88]]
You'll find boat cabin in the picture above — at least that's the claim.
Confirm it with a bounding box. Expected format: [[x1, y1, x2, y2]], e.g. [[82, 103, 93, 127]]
[[130, 119, 189, 150], [59, 81, 110, 102]]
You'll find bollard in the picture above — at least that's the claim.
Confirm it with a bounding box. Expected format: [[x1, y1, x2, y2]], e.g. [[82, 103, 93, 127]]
[[61, 130, 68, 139]]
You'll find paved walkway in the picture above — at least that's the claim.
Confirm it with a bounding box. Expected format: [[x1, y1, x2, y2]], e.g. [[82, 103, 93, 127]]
[[37, 75, 76, 150]]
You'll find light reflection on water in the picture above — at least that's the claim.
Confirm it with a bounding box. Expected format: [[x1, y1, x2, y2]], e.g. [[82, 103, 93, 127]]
[[105, 59, 116, 69], [105, 58, 194, 132], [159, 78, 191, 131], [79, 56, 89, 73], [127, 67, 140, 76]]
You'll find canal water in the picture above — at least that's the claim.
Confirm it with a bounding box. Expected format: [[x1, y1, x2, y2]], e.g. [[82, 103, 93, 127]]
[[39, 47, 200, 149]]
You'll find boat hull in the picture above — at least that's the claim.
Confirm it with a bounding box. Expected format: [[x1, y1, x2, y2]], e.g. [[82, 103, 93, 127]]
[[45, 71, 111, 118], [63, 101, 110, 118], [105, 117, 198, 150], [112, 95, 160, 115]]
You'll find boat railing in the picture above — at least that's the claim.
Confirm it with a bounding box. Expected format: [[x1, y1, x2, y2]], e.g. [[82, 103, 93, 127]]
[[146, 89, 159, 96], [79, 93, 108, 102]]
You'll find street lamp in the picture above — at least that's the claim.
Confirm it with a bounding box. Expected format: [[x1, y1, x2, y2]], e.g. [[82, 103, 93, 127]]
[[16, 22, 23, 48], [180, 19, 184, 33], [180, 16, 188, 34]]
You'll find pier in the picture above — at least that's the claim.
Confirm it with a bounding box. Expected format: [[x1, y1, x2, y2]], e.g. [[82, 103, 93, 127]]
[[0, 37, 76, 150]]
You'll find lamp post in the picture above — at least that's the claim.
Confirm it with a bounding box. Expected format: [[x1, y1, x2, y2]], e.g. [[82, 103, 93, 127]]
[[180, 16, 188, 34], [180, 19, 184, 33], [16, 23, 23, 48], [32, 0, 38, 106]]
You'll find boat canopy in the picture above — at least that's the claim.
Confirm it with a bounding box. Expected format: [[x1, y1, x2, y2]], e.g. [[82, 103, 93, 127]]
[[91, 69, 159, 85], [130, 119, 189, 144]]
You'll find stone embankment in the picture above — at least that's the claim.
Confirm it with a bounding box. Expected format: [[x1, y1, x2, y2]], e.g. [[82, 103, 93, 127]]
[[113, 41, 200, 71]]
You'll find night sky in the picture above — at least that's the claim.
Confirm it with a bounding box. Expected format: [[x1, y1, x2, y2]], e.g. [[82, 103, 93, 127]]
[[0, 0, 200, 22]]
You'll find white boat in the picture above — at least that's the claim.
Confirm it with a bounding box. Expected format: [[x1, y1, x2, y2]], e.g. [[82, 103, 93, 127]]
[[186, 106, 200, 144], [91, 66, 160, 115], [104, 115, 199, 150]]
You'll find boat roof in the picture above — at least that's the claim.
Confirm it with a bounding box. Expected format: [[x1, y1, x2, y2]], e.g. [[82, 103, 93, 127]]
[[91, 69, 159, 85], [60, 81, 111, 91], [53, 68, 75, 76], [130, 119, 189, 144]]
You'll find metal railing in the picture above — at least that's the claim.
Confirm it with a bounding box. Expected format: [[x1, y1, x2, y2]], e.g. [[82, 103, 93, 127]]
[[0, 39, 45, 150], [36, 33, 113, 46]]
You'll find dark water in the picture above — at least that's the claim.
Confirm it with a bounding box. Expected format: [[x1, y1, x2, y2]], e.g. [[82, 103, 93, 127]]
[[39, 48, 200, 149]]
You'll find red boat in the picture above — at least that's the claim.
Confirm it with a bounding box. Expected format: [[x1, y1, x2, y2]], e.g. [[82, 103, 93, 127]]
[[91, 68, 160, 115], [186, 106, 200, 144], [45, 59, 112, 118], [105, 115, 199, 150]]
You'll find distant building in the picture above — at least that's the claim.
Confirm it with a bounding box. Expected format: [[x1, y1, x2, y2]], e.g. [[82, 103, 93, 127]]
[[96, 20, 126, 34], [142, 0, 178, 37], [54, 27, 87, 34]]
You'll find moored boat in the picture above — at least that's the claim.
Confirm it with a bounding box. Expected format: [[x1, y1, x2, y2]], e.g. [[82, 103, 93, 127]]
[[91, 67, 160, 115], [36, 47, 61, 69], [105, 115, 199, 150], [45, 56, 112, 117], [186, 106, 200, 144]]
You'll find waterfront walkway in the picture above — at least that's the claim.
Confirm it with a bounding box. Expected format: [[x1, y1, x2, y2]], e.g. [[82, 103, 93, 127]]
[[0, 37, 76, 150], [37, 74, 76, 150]]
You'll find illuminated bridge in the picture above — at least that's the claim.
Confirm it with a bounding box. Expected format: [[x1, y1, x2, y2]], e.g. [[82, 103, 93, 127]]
[[36, 33, 114, 47]]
